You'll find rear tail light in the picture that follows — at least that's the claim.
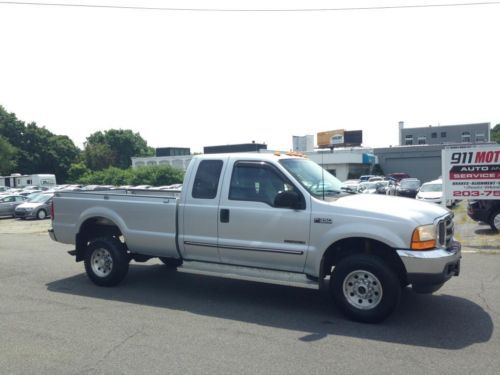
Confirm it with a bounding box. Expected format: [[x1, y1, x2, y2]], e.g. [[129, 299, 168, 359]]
[[50, 201, 54, 220]]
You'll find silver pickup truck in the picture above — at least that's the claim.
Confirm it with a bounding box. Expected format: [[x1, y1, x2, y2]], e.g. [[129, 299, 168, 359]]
[[49, 153, 461, 323]]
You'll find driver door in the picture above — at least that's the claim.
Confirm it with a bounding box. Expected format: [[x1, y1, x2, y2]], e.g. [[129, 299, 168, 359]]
[[217, 160, 310, 272]]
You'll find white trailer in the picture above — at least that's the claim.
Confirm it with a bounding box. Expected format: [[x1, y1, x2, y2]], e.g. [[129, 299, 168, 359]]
[[0, 173, 57, 188]]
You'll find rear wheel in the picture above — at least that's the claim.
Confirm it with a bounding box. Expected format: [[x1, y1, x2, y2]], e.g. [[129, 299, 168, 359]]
[[84, 237, 129, 286], [330, 254, 401, 323], [490, 209, 500, 232], [36, 209, 47, 220]]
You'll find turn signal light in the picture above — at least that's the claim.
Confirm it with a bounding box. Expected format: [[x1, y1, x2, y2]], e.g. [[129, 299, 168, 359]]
[[411, 225, 436, 250]]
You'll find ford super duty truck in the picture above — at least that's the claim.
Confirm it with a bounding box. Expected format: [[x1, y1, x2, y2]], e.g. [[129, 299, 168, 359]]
[[49, 153, 461, 323]]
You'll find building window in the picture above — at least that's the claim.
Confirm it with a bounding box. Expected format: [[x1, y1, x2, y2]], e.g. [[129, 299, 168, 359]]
[[418, 136, 427, 145], [475, 133, 485, 142], [441, 132, 446, 138], [462, 132, 471, 143], [431, 132, 437, 139], [404, 135, 413, 145]]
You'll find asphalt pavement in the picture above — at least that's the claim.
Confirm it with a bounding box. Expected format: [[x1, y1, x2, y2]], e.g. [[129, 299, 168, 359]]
[[0, 228, 499, 375]]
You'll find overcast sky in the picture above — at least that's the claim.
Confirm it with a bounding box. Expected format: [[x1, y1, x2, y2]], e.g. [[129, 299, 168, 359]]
[[0, 0, 499, 153]]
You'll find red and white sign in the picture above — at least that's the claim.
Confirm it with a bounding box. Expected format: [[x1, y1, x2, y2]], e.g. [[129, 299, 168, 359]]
[[442, 145, 500, 200]]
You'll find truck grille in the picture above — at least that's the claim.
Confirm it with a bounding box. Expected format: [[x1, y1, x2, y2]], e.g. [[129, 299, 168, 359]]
[[437, 214, 454, 249]]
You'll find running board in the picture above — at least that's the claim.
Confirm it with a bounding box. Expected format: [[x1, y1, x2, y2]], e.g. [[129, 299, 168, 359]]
[[177, 261, 319, 290]]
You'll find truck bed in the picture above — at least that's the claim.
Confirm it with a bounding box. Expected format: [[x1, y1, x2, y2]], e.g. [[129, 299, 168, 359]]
[[52, 189, 180, 258]]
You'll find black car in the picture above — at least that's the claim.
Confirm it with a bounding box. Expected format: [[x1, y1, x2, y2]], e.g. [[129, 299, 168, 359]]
[[467, 200, 500, 232], [395, 178, 421, 198]]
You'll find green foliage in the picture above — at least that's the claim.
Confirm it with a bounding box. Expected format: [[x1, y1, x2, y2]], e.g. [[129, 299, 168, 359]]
[[67, 162, 91, 183], [77, 165, 184, 187], [83, 129, 154, 170], [0, 105, 80, 182], [492, 123, 500, 143], [0, 135, 17, 175]]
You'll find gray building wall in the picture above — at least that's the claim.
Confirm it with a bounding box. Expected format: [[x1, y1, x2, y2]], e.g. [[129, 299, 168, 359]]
[[400, 123, 490, 146], [374, 142, 497, 183]]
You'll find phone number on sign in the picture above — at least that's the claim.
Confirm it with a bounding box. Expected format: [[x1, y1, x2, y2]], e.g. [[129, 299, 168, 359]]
[[453, 190, 500, 197]]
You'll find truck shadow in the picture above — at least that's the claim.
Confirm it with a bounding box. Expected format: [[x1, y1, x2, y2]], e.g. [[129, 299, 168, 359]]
[[46, 264, 493, 350]]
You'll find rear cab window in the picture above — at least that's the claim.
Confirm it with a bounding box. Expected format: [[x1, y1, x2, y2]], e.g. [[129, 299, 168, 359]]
[[192, 160, 224, 199]]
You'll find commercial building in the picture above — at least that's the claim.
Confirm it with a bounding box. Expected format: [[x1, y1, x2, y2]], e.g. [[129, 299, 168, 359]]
[[304, 149, 377, 181], [155, 147, 190, 157], [399, 121, 490, 146], [204, 142, 267, 154], [374, 122, 494, 182]]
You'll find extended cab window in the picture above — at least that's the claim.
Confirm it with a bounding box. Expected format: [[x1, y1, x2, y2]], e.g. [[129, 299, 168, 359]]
[[192, 160, 223, 199], [229, 162, 299, 207]]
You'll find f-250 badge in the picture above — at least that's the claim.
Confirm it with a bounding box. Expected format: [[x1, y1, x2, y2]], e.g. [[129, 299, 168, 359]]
[[314, 217, 332, 224]]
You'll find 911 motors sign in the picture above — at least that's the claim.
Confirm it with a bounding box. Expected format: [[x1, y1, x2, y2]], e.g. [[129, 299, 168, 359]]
[[442, 145, 500, 200]]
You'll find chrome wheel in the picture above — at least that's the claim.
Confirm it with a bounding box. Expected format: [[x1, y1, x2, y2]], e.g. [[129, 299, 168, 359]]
[[493, 212, 500, 231], [90, 248, 113, 277], [343, 270, 383, 310]]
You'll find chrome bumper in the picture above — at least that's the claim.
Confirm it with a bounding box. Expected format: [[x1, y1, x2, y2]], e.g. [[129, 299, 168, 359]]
[[397, 241, 461, 287]]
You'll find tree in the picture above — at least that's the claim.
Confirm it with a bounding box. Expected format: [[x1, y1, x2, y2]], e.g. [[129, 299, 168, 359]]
[[84, 129, 154, 170], [67, 162, 91, 183], [492, 123, 500, 143], [0, 135, 17, 175], [0, 105, 81, 182]]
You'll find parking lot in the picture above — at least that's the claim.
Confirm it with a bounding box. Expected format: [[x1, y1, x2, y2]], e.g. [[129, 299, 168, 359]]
[[1, 208, 499, 375]]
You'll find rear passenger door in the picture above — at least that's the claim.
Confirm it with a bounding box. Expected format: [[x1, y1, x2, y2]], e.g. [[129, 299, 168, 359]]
[[217, 160, 310, 272], [179, 157, 227, 262]]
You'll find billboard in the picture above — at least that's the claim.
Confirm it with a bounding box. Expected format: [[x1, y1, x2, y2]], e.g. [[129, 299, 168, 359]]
[[442, 145, 500, 200], [317, 129, 362, 148]]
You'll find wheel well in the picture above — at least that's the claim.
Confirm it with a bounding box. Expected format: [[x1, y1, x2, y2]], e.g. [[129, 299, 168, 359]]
[[319, 237, 407, 285], [75, 217, 124, 261]]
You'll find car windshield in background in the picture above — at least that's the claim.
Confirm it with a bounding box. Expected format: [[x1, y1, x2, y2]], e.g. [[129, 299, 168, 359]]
[[29, 194, 52, 203], [280, 158, 342, 197], [420, 183, 442, 192], [400, 180, 420, 189]]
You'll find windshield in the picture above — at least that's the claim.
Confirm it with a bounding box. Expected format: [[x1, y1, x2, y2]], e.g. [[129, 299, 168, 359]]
[[400, 180, 420, 189], [28, 194, 52, 203], [280, 158, 342, 197], [419, 183, 442, 192]]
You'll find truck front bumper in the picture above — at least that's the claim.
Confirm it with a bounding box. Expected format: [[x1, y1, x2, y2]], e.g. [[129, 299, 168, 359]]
[[397, 241, 461, 293]]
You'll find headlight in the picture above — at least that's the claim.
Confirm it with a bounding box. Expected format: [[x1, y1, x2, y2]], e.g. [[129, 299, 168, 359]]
[[411, 224, 437, 250], [25, 207, 34, 211]]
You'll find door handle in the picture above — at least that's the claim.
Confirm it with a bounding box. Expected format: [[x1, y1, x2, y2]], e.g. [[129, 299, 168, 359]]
[[220, 209, 230, 223]]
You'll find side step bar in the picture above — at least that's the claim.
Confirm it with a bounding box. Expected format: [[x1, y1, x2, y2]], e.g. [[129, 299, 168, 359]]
[[176, 261, 319, 290]]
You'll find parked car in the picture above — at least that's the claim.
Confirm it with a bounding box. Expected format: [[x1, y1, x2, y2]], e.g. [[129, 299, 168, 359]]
[[359, 174, 376, 182], [467, 199, 500, 232], [391, 178, 421, 198], [387, 172, 410, 182], [340, 179, 360, 194], [0, 195, 29, 217], [416, 179, 455, 207], [15, 193, 54, 220]]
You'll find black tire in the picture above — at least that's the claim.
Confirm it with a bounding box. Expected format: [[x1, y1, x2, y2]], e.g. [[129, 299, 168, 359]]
[[159, 257, 183, 268], [36, 209, 47, 220], [330, 254, 401, 323], [84, 237, 130, 286], [489, 209, 500, 232]]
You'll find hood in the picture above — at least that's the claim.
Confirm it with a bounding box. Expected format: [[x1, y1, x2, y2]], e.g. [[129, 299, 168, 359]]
[[16, 202, 45, 209], [417, 191, 442, 199], [329, 193, 449, 225]]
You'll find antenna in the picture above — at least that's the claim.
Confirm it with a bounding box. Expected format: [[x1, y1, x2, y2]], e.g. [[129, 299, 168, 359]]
[[321, 151, 325, 200]]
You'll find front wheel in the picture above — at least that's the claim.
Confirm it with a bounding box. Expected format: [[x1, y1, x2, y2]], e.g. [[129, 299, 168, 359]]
[[330, 254, 401, 323], [36, 209, 47, 220], [84, 237, 130, 286]]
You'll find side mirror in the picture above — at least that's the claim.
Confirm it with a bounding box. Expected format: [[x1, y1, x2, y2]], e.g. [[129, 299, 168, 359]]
[[274, 191, 303, 209]]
